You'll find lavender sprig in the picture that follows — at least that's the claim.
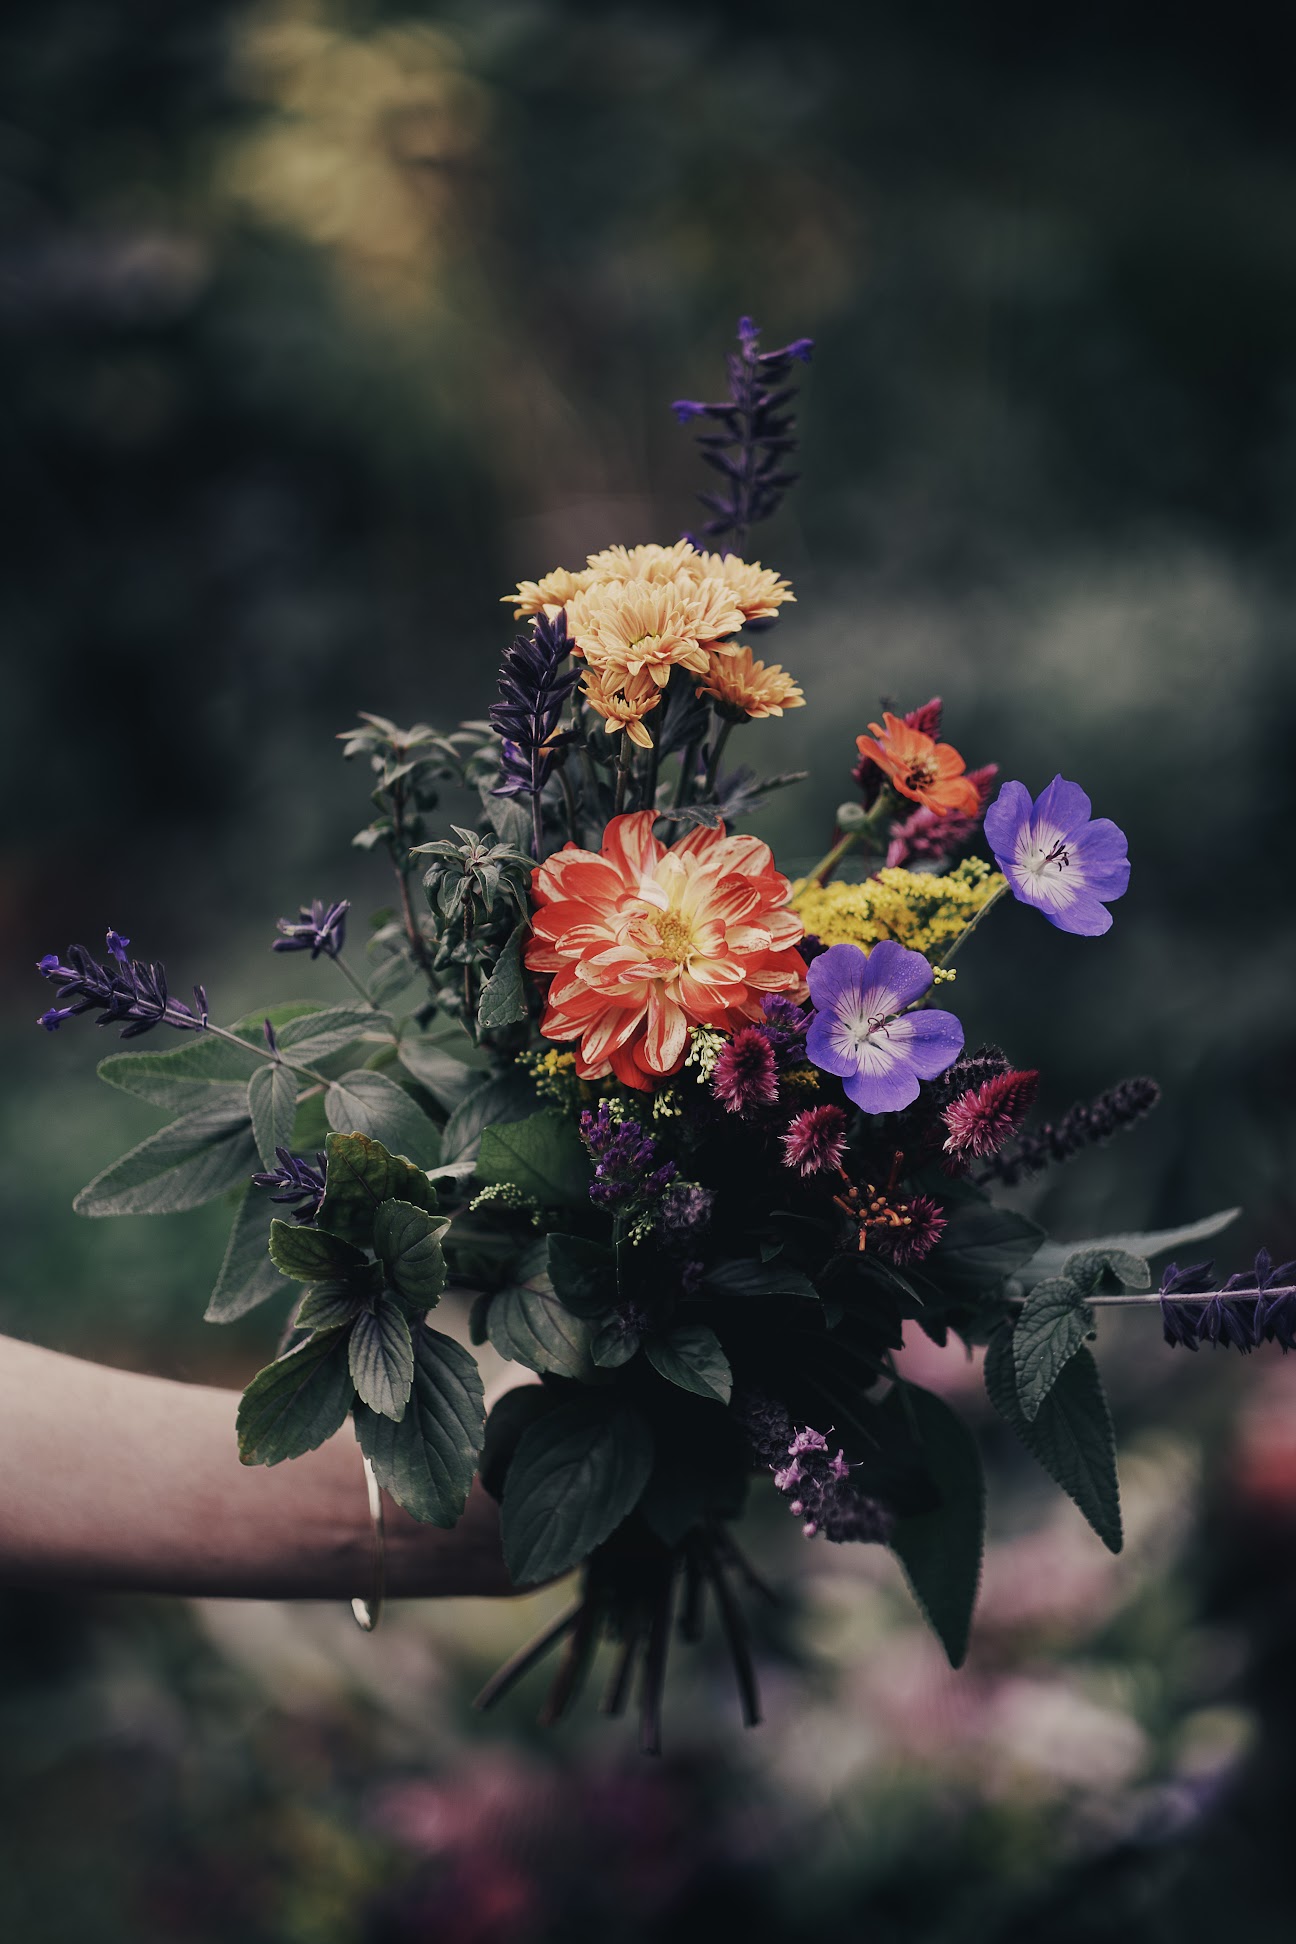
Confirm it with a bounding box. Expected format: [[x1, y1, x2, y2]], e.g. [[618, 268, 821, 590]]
[[37, 931, 208, 1039], [672, 317, 813, 555], [489, 612, 581, 836], [272, 899, 349, 960], [251, 1148, 328, 1224], [1157, 1252, 1296, 1353]]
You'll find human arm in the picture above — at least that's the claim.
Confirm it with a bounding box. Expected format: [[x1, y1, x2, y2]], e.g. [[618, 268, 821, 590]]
[[0, 1334, 514, 1600]]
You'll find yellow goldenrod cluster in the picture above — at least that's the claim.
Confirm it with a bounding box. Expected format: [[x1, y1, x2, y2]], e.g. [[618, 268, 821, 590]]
[[518, 1045, 580, 1107], [503, 540, 800, 747], [791, 857, 1006, 959]]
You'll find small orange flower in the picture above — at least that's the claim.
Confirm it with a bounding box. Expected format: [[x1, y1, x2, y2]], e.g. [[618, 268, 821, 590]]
[[581, 663, 662, 750], [526, 812, 807, 1089], [854, 713, 981, 818], [698, 644, 805, 721]]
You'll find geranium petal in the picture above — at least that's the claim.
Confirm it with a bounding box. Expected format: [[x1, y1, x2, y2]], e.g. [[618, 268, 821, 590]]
[[884, 1007, 965, 1080], [841, 1036, 921, 1114], [1034, 775, 1093, 838], [983, 780, 1033, 860]]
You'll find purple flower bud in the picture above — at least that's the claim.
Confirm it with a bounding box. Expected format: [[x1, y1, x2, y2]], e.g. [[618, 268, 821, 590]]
[[36, 933, 209, 1039], [251, 1148, 328, 1223], [272, 900, 349, 959]]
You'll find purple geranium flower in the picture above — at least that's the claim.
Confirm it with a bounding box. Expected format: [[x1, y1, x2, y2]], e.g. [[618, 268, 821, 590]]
[[805, 941, 964, 1114], [984, 776, 1129, 936]]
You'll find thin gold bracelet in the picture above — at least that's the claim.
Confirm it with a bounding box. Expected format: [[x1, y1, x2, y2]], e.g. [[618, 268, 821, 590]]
[[351, 1452, 385, 1632]]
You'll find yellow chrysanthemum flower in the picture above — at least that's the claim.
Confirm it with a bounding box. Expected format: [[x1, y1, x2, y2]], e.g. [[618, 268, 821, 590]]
[[698, 644, 805, 720], [581, 662, 662, 749], [569, 579, 715, 686], [502, 565, 592, 619], [792, 858, 1006, 958], [584, 540, 700, 584], [689, 551, 795, 622]]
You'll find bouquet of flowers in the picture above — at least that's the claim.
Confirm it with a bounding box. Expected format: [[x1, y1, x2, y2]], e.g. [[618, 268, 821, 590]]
[[36, 321, 1290, 1754]]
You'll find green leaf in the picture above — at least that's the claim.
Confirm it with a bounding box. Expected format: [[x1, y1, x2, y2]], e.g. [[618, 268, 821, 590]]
[[325, 1070, 441, 1168], [1019, 1208, 1240, 1288], [487, 1248, 597, 1379], [923, 1198, 1045, 1292], [985, 1331, 1122, 1553], [501, 1397, 655, 1585], [276, 1005, 391, 1063], [248, 1061, 298, 1169], [205, 1186, 283, 1323], [701, 1258, 820, 1300], [645, 1324, 732, 1404], [98, 1036, 261, 1102], [1062, 1247, 1151, 1295], [1012, 1276, 1094, 1421], [889, 1384, 986, 1668], [368, 955, 418, 1008], [74, 1096, 257, 1217], [476, 922, 528, 1030], [316, 1130, 439, 1248], [395, 1035, 479, 1114], [356, 1324, 484, 1525], [295, 1281, 364, 1331], [545, 1234, 616, 1317], [479, 1383, 562, 1501], [440, 1071, 539, 1165], [236, 1332, 355, 1466], [476, 1110, 591, 1208], [373, 1198, 449, 1305], [592, 1321, 640, 1368], [268, 1220, 369, 1283], [349, 1296, 415, 1421]]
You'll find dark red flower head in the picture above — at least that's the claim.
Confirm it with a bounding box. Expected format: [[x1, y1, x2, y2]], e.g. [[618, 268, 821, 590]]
[[942, 1069, 1039, 1162], [781, 1104, 848, 1176], [712, 1027, 780, 1115]]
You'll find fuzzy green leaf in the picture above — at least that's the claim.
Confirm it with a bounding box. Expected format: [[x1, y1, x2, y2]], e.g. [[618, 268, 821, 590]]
[[501, 1398, 654, 1586], [645, 1324, 732, 1404], [349, 1296, 415, 1421], [476, 1110, 591, 1208], [476, 922, 529, 1031], [889, 1384, 986, 1668], [205, 1185, 282, 1323], [373, 1198, 449, 1305], [356, 1324, 484, 1525], [985, 1330, 1122, 1553], [1012, 1276, 1094, 1421], [74, 1096, 257, 1218], [1020, 1209, 1240, 1289], [275, 1005, 391, 1063], [236, 1332, 355, 1466], [97, 1036, 261, 1103], [1063, 1247, 1151, 1295], [268, 1220, 369, 1283], [395, 1035, 479, 1114], [325, 1070, 441, 1168], [248, 1061, 298, 1169]]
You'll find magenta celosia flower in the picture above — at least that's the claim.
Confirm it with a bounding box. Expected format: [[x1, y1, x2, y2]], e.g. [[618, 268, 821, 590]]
[[882, 1193, 946, 1264], [781, 1104, 849, 1177], [806, 940, 964, 1114], [712, 1027, 779, 1114], [984, 776, 1129, 936], [942, 1068, 1039, 1161]]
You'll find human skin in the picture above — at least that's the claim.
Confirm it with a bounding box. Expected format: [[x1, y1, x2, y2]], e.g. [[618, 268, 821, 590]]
[[0, 1335, 515, 1600]]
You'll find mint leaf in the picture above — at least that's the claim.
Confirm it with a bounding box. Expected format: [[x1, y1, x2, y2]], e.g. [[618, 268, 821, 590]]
[[268, 1220, 368, 1282], [1012, 1276, 1094, 1421], [74, 1096, 257, 1217], [985, 1330, 1122, 1553], [439, 1070, 537, 1165], [325, 1070, 441, 1168], [1062, 1247, 1151, 1295], [237, 1332, 354, 1466], [476, 1110, 591, 1208], [349, 1296, 415, 1421], [476, 922, 528, 1030], [487, 1248, 597, 1380], [295, 1281, 364, 1332], [889, 1384, 986, 1668], [356, 1324, 484, 1525], [316, 1130, 438, 1248], [645, 1324, 732, 1404], [501, 1397, 654, 1585], [373, 1198, 449, 1306]]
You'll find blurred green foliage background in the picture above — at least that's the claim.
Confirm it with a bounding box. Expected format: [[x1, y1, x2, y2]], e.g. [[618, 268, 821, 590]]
[[2, 1, 1294, 1937]]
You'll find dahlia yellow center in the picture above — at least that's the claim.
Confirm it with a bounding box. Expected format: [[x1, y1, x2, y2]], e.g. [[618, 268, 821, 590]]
[[652, 910, 695, 963]]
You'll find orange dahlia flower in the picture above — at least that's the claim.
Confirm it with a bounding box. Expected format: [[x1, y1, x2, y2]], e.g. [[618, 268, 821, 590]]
[[854, 712, 981, 818], [526, 812, 807, 1089]]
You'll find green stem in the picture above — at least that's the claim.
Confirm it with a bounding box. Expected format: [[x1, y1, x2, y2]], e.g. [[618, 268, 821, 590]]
[[331, 953, 379, 1010], [805, 830, 859, 888], [804, 790, 896, 888], [673, 735, 702, 811], [641, 719, 660, 815], [613, 731, 634, 815], [933, 881, 1009, 969], [206, 1022, 331, 1090], [557, 762, 579, 844], [704, 719, 734, 796]]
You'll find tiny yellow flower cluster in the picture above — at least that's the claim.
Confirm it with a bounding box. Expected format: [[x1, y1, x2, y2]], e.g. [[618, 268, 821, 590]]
[[469, 1182, 541, 1223], [792, 858, 1006, 959], [519, 1046, 579, 1106]]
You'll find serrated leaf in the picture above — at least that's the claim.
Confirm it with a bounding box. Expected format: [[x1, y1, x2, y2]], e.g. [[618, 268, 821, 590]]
[[889, 1384, 986, 1668], [645, 1324, 732, 1404], [248, 1061, 298, 1168], [501, 1398, 655, 1585], [325, 1070, 441, 1168], [236, 1332, 355, 1466], [276, 1005, 392, 1064], [268, 1220, 369, 1282], [316, 1130, 438, 1248], [1020, 1208, 1241, 1288], [479, 1384, 561, 1501], [592, 1321, 640, 1368], [396, 1035, 479, 1114], [923, 1198, 1045, 1291], [985, 1331, 1122, 1553], [440, 1071, 539, 1165], [356, 1324, 484, 1525], [349, 1297, 415, 1421], [296, 1281, 364, 1332], [1062, 1247, 1151, 1295], [1012, 1276, 1094, 1421], [476, 922, 528, 1031], [546, 1234, 616, 1317], [74, 1096, 257, 1217], [701, 1258, 820, 1300], [205, 1185, 283, 1323], [476, 1110, 591, 1208], [373, 1198, 448, 1305], [368, 956, 418, 1007], [487, 1251, 597, 1379]]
